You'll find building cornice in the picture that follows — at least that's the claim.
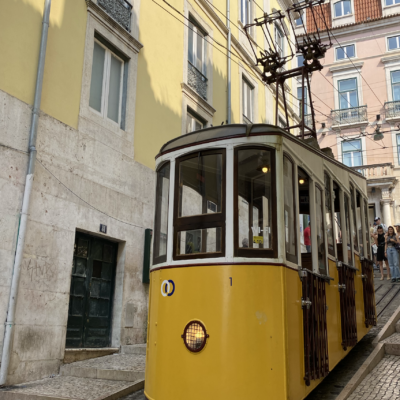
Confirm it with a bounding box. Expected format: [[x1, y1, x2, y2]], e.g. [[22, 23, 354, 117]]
[[381, 51, 400, 64], [181, 83, 217, 117], [329, 61, 364, 73], [86, 0, 143, 54]]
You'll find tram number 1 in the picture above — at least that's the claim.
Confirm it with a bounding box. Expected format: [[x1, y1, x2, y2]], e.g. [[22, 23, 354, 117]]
[[229, 277, 232, 286]]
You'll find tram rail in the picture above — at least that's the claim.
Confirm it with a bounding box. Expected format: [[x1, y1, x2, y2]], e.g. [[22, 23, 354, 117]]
[[377, 287, 400, 318], [375, 285, 395, 306]]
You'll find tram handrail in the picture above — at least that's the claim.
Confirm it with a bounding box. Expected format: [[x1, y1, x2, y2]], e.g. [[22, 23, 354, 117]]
[[336, 260, 359, 272]]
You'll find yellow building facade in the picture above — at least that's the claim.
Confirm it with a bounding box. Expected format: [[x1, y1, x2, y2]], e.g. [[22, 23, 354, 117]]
[[0, 0, 298, 385]]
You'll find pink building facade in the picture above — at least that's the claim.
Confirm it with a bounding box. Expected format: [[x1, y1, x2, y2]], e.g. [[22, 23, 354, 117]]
[[295, 0, 400, 227]]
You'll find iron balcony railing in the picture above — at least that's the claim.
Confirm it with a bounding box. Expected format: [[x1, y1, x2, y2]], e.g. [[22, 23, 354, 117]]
[[98, 0, 132, 32], [330, 105, 368, 125], [384, 100, 400, 119], [188, 62, 208, 100]]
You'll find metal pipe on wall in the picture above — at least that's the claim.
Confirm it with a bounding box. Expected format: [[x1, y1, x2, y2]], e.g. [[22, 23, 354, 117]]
[[0, 0, 51, 386], [227, 0, 231, 124]]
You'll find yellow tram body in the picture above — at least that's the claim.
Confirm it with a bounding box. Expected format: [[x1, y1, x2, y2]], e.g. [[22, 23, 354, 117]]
[[145, 125, 376, 400]]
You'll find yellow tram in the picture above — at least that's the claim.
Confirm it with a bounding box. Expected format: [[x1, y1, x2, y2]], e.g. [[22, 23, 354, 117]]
[[144, 124, 376, 400]]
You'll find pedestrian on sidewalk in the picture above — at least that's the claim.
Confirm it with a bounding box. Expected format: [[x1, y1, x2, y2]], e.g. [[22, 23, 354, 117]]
[[373, 217, 387, 233], [385, 226, 400, 283], [373, 225, 391, 280]]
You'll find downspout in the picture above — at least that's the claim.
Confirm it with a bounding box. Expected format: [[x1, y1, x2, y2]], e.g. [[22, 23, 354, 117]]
[[0, 0, 51, 386], [227, 0, 231, 124]]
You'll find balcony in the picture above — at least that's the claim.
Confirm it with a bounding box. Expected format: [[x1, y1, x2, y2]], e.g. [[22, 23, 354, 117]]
[[188, 62, 208, 101], [98, 0, 132, 32], [330, 106, 368, 128], [384, 100, 400, 120], [352, 163, 393, 179]]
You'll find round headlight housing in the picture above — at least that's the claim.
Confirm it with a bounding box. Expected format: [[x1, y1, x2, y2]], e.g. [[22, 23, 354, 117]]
[[181, 320, 209, 352]]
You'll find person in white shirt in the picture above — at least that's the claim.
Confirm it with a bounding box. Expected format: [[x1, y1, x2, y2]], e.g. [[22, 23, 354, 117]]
[[373, 217, 387, 234]]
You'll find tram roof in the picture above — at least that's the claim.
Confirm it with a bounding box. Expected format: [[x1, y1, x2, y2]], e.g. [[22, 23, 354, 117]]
[[157, 123, 366, 182]]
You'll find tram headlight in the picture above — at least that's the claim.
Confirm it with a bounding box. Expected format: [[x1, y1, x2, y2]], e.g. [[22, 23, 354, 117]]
[[181, 320, 209, 352]]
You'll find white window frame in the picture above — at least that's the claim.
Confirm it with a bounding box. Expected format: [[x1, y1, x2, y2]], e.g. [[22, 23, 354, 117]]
[[387, 35, 400, 52], [386, 0, 400, 5], [188, 19, 207, 76], [297, 85, 309, 115], [186, 111, 205, 133], [341, 139, 363, 167], [338, 77, 359, 110], [243, 77, 254, 123], [335, 44, 356, 61], [333, 0, 353, 17], [240, 0, 252, 25], [337, 135, 367, 166], [275, 24, 285, 58], [89, 39, 124, 126]]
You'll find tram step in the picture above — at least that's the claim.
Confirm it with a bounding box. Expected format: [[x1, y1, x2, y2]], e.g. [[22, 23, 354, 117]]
[[60, 354, 146, 382], [0, 376, 144, 400], [382, 332, 400, 356], [120, 344, 147, 355]]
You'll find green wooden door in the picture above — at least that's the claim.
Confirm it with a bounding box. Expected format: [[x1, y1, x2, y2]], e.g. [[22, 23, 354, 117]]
[[66, 233, 117, 348]]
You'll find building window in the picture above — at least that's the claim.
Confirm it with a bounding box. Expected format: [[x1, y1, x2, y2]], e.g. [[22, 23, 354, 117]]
[[388, 35, 400, 50], [342, 139, 362, 167], [240, 0, 252, 25], [186, 111, 204, 133], [396, 134, 400, 165], [89, 40, 125, 124], [391, 70, 400, 101], [297, 54, 305, 67], [386, 0, 400, 5], [278, 116, 286, 128], [275, 25, 284, 58], [336, 44, 355, 60], [295, 13, 304, 26], [188, 20, 206, 75], [243, 77, 254, 123], [297, 86, 308, 115], [338, 78, 358, 109], [334, 0, 352, 17]]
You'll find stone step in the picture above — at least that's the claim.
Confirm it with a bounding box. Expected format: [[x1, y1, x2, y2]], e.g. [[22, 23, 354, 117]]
[[0, 376, 144, 400], [382, 332, 400, 355], [60, 354, 146, 382], [64, 348, 119, 364], [396, 320, 400, 333], [120, 344, 147, 355]]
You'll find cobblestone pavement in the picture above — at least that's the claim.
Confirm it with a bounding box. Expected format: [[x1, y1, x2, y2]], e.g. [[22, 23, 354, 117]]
[[347, 355, 400, 400], [65, 353, 146, 371], [305, 275, 400, 400]]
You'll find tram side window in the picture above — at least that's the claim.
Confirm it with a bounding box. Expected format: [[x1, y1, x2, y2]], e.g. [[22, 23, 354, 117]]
[[333, 181, 343, 262], [174, 150, 225, 259], [284, 156, 297, 263], [344, 194, 353, 265], [298, 168, 310, 255], [350, 186, 359, 253], [356, 191, 363, 256], [364, 199, 371, 259], [316, 186, 327, 274], [153, 162, 170, 265], [325, 173, 335, 257], [235, 147, 276, 258]]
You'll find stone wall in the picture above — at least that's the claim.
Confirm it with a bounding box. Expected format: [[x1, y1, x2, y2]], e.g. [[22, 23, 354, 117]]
[[0, 89, 155, 384]]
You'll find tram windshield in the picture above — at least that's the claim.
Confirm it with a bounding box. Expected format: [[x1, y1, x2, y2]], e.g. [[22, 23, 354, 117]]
[[236, 147, 275, 256]]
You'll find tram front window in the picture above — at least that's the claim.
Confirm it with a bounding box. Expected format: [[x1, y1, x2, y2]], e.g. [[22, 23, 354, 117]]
[[174, 150, 225, 259], [235, 147, 276, 257]]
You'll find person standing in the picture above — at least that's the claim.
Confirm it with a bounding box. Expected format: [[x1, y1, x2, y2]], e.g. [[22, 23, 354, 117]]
[[373, 217, 387, 234], [373, 225, 391, 280], [304, 222, 311, 253], [385, 226, 400, 283]]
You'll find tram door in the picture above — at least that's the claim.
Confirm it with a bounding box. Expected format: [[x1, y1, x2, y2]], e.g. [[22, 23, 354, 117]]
[[298, 168, 311, 271]]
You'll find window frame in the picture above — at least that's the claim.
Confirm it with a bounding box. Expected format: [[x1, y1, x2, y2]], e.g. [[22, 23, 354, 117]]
[[243, 77, 254, 123], [338, 77, 359, 110], [386, 0, 400, 5], [342, 139, 362, 168], [153, 162, 171, 266], [188, 18, 207, 76], [315, 183, 327, 274], [388, 35, 400, 51], [234, 145, 277, 259], [391, 70, 400, 101], [350, 185, 359, 253], [240, 0, 252, 25], [173, 149, 226, 260], [334, 0, 352, 17], [274, 24, 285, 58], [335, 44, 355, 61], [186, 109, 205, 133], [324, 173, 336, 258], [284, 154, 298, 264], [297, 85, 308, 115], [89, 38, 125, 126]]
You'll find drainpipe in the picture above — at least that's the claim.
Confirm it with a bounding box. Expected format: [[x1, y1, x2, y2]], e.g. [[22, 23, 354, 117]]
[[227, 0, 231, 124], [0, 0, 51, 386]]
